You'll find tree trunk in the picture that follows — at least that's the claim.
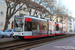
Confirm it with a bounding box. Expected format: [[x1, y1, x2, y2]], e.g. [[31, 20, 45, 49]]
[[29, 8, 31, 15], [33, 10, 36, 16], [4, 16, 9, 31]]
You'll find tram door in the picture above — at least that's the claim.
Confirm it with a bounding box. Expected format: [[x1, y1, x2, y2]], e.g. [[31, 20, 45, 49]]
[[32, 19, 40, 36], [39, 23, 42, 35], [37, 23, 39, 35]]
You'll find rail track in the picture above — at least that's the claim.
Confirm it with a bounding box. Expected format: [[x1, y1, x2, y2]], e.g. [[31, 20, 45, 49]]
[[0, 34, 75, 50]]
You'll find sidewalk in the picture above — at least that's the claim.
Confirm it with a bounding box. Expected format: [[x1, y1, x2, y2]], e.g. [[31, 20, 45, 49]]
[[28, 36, 75, 50], [66, 32, 75, 34]]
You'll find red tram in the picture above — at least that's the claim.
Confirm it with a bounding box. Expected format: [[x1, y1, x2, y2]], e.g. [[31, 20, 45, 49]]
[[13, 15, 66, 39]]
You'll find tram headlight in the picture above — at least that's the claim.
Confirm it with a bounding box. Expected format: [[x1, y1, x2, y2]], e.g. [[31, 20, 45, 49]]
[[13, 33, 15, 35], [21, 33, 23, 35]]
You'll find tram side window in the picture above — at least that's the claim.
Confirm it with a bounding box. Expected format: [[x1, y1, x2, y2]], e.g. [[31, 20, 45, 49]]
[[32, 22, 37, 30], [56, 26, 59, 31], [25, 22, 32, 31], [42, 24, 47, 30]]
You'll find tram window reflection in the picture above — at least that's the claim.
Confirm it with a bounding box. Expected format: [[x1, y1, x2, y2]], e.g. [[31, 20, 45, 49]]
[[24, 22, 32, 31]]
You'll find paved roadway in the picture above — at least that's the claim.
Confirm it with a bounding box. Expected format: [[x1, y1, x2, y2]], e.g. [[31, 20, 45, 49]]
[[0, 38, 14, 42], [29, 36, 75, 50]]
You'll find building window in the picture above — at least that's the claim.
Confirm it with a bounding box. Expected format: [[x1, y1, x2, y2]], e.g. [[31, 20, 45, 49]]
[[69, 26, 72, 28], [69, 22, 72, 25], [1, 0, 4, 5], [1, 11, 4, 16], [0, 22, 3, 27], [16, 6, 19, 10]]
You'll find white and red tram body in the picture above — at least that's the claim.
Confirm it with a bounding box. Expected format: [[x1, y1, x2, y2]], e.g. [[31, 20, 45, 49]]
[[62, 24, 66, 34], [55, 22, 62, 35], [13, 15, 66, 39], [48, 21, 55, 36]]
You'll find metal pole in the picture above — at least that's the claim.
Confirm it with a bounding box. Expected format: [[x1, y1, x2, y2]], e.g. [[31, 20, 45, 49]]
[[62, 17, 63, 33], [47, 20, 49, 36]]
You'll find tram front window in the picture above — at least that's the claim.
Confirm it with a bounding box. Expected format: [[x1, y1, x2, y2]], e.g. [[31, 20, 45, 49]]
[[14, 18, 23, 32]]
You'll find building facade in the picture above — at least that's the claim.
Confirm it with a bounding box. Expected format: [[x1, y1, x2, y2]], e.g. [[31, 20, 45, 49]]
[[0, 0, 6, 30], [73, 19, 75, 32], [67, 18, 74, 32]]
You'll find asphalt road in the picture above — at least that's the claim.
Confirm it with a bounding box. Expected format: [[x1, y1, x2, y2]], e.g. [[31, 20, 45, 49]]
[[0, 38, 14, 42], [30, 36, 75, 50]]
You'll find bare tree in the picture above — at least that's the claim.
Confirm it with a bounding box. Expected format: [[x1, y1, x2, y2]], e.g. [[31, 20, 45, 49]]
[[4, 0, 29, 31], [25, 0, 43, 17], [32, 0, 54, 18], [33, 0, 43, 17], [33, 0, 72, 19]]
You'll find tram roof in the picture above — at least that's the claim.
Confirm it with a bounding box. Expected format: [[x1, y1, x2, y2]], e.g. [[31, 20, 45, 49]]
[[14, 15, 56, 23], [24, 15, 47, 21]]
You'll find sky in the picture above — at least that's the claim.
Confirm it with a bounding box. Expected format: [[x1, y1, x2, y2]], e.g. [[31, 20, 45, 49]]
[[63, 0, 75, 18]]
